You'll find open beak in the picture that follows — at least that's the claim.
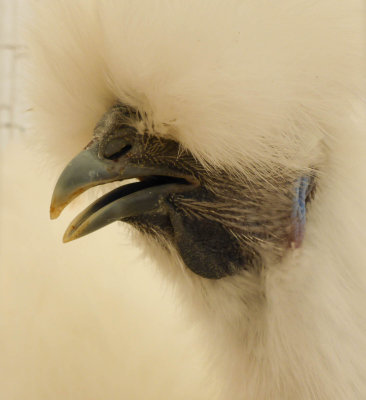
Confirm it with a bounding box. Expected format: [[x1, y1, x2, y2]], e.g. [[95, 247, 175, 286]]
[[50, 134, 197, 243]]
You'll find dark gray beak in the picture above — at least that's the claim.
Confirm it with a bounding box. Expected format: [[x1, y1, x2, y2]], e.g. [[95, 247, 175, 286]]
[[50, 133, 197, 243]]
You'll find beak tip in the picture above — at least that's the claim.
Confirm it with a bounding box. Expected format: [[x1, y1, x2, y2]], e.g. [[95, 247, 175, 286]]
[[62, 232, 73, 243], [63, 225, 79, 243], [50, 203, 62, 220]]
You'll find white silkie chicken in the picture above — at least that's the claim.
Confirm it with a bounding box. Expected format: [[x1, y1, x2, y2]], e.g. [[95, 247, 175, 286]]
[[25, 1, 366, 399]]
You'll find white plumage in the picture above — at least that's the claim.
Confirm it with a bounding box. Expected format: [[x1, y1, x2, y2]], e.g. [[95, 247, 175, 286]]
[[6, 1, 366, 399]]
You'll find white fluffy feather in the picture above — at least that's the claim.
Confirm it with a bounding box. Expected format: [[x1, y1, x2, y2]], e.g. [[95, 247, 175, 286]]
[[17, 1, 366, 398]]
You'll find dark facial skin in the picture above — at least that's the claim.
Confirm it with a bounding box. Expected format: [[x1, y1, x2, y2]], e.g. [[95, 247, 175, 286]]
[[102, 127, 254, 279], [118, 129, 305, 278]]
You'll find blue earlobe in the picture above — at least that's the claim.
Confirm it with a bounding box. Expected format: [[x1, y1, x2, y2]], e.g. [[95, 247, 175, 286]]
[[291, 176, 311, 247]]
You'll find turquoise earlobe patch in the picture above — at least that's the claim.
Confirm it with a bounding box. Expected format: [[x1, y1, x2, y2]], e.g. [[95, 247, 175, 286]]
[[291, 176, 313, 247]]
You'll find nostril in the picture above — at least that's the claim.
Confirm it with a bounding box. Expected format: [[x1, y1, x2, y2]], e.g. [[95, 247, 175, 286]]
[[103, 138, 133, 160]]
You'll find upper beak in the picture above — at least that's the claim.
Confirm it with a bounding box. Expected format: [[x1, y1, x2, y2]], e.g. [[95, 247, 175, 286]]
[[50, 135, 197, 243], [50, 142, 120, 220]]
